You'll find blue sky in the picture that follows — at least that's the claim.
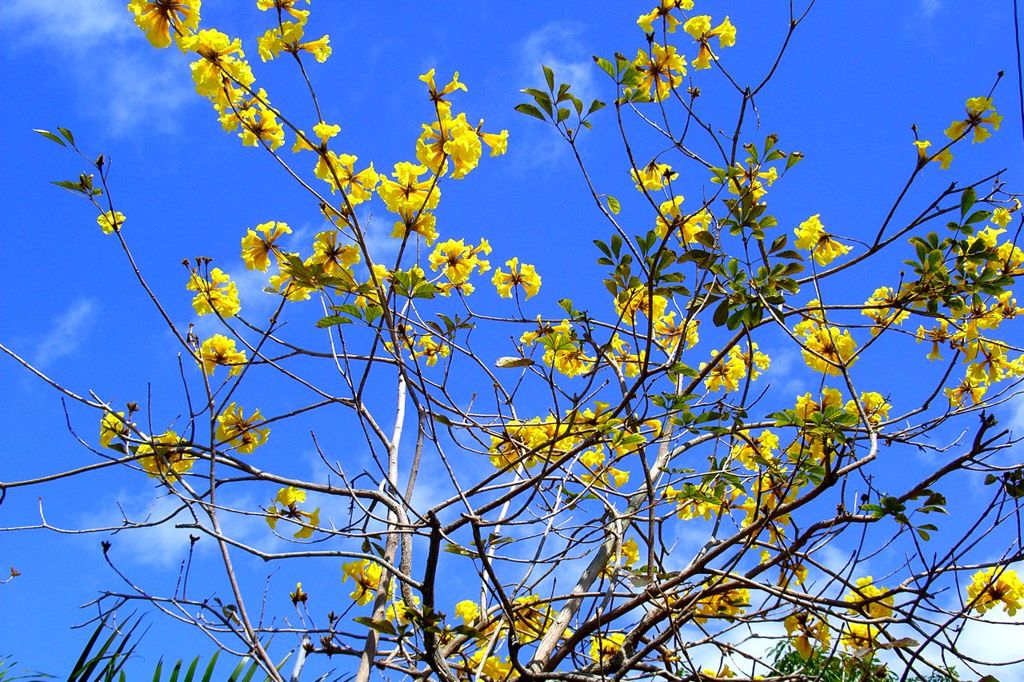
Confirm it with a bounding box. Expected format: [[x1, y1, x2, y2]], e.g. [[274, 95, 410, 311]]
[[1, 0, 1023, 678]]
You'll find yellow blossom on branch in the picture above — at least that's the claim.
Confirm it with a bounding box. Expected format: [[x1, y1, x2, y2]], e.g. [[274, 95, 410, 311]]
[[197, 334, 248, 376], [493, 257, 542, 299], [128, 0, 201, 49], [241, 220, 292, 271], [187, 267, 241, 317], [216, 403, 270, 454], [794, 214, 851, 266], [97, 210, 126, 235], [967, 566, 1023, 616], [683, 15, 736, 70], [342, 559, 383, 606], [137, 430, 193, 481]]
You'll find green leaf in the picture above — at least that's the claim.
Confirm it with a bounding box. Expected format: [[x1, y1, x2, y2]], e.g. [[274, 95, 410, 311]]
[[606, 194, 621, 215], [495, 356, 535, 368], [593, 56, 615, 78], [587, 99, 606, 115], [354, 616, 397, 636], [315, 315, 352, 328], [199, 651, 219, 682], [960, 187, 977, 218], [514, 103, 546, 121], [57, 127, 75, 146], [542, 64, 555, 92], [33, 129, 66, 146]]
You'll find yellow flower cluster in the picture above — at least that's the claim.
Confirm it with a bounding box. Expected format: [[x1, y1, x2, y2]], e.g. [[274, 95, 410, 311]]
[[266, 486, 320, 539], [632, 43, 687, 101], [196, 334, 248, 376], [341, 559, 384, 606], [793, 214, 851, 267], [844, 576, 893, 620], [967, 566, 1023, 616], [693, 585, 749, 624], [699, 342, 770, 393], [784, 611, 830, 659], [683, 15, 736, 70], [519, 319, 594, 378], [187, 267, 241, 318], [137, 430, 194, 481], [492, 257, 542, 300], [216, 403, 269, 453], [793, 300, 858, 375], [428, 238, 492, 296]]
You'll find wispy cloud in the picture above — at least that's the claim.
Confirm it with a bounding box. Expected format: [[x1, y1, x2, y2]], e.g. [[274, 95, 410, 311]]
[[101, 56, 195, 135], [0, 0, 194, 135], [0, 0, 127, 47], [511, 23, 597, 172], [34, 298, 97, 367], [919, 0, 942, 19], [521, 23, 596, 103]]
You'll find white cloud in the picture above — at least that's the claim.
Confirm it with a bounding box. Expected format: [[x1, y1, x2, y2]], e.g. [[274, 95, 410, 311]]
[[0, 0, 127, 47], [521, 23, 596, 103], [34, 298, 97, 366], [919, 0, 942, 19], [101, 56, 195, 136], [0, 0, 193, 135]]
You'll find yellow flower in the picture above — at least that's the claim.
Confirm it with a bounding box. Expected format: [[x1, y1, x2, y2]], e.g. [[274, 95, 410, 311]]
[[241, 221, 292, 271], [967, 566, 1023, 616], [216, 403, 269, 454], [256, 21, 330, 63], [479, 129, 509, 157], [128, 0, 201, 49], [944, 376, 987, 407], [310, 230, 360, 276], [801, 326, 858, 375], [197, 334, 248, 376], [187, 267, 241, 318], [416, 112, 483, 179], [181, 30, 254, 107], [683, 15, 736, 70], [992, 207, 1013, 227], [412, 334, 450, 367], [862, 286, 910, 334], [693, 586, 749, 623], [428, 238, 491, 285], [313, 152, 379, 203], [492, 257, 541, 299], [784, 611, 830, 659], [840, 622, 878, 650], [256, 0, 309, 25], [378, 162, 440, 215], [589, 632, 626, 666], [844, 576, 893, 620], [238, 105, 285, 151], [342, 559, 383, 606], [615, 286, 668, 325], [97, 211, 126, 235], [632, 43, 687, 101], [419, 69, 467, 102], [794, 214, 851, 266], [945, 96, 1002, 143], [99, 411, 129, 448], [631, 161, 676, 191], [654, 196, 699, 243], [848, 391, 891, 426], [265, 487, 319, 539], [386, 595, 420, 625], [137, 430, 193, 481], [636, 0, 694, 34], [455, 599, 480, 623]]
